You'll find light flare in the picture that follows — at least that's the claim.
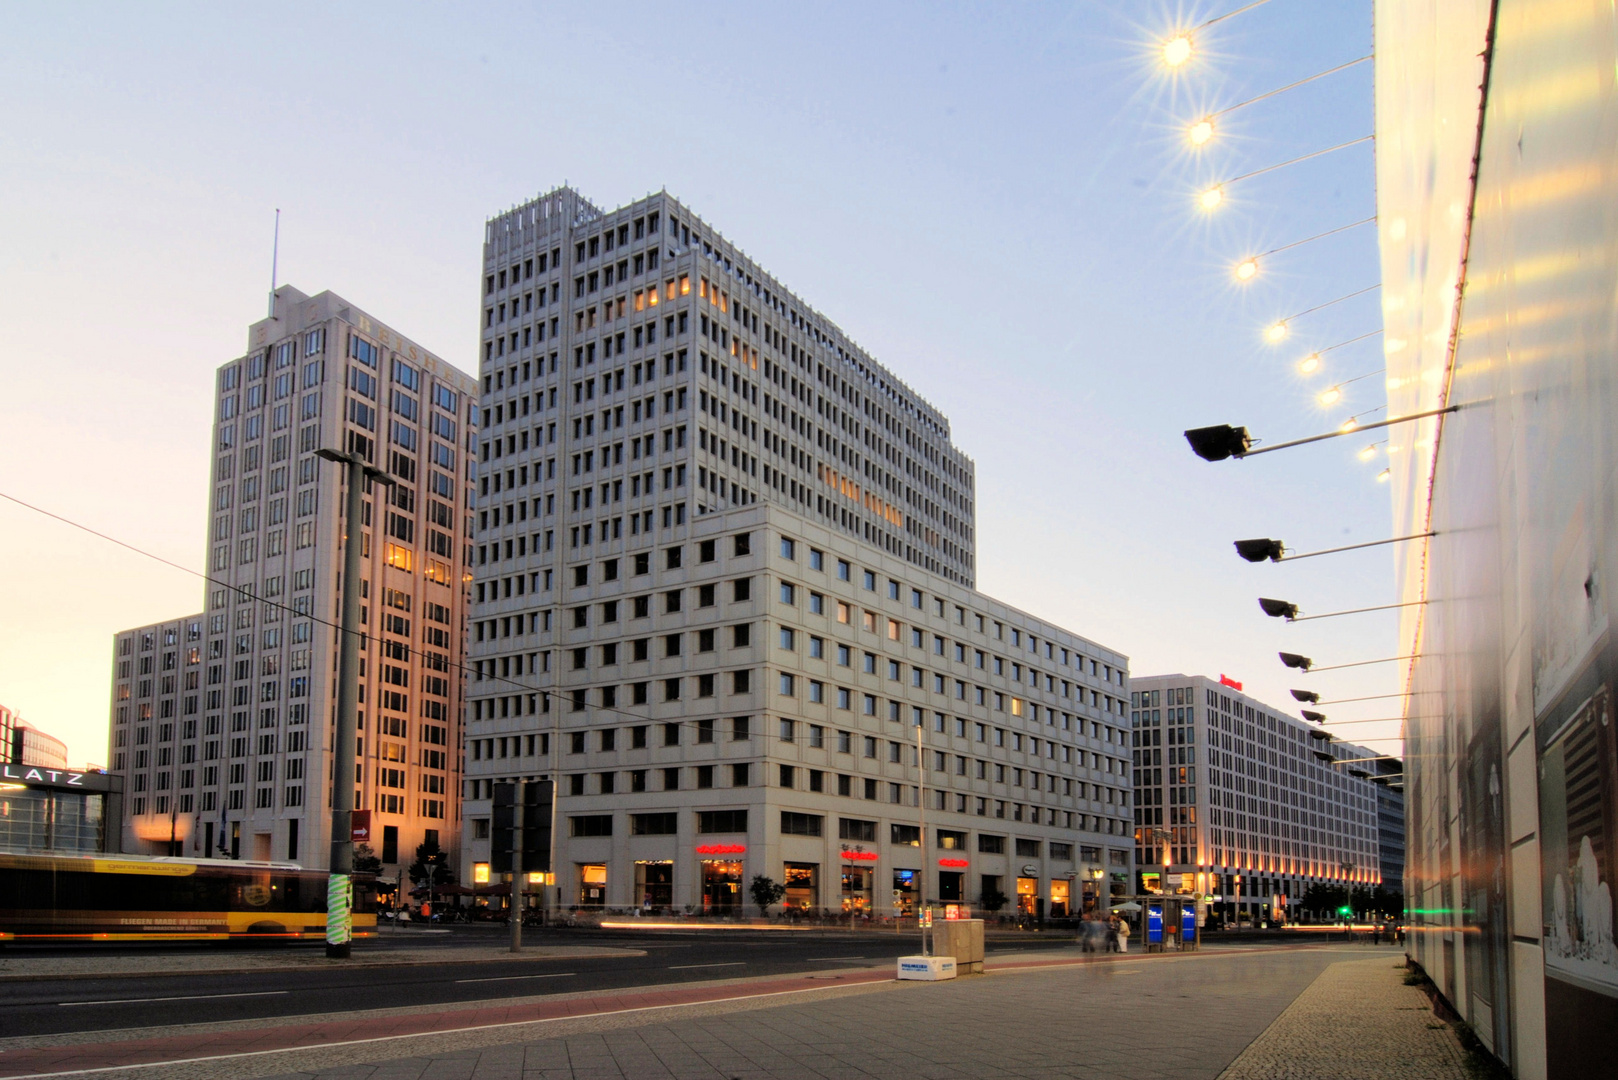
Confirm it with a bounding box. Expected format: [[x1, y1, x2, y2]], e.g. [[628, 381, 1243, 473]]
[[1163, 34, 1193, 67], [1189, 118, 1215, 145], [1199, 185, 1224, 210], [1265, 320, 1288, 343], [1318, 386, 1343, 405], [1235, 257, 1259, 281], [1298, 352, 1322, 374]]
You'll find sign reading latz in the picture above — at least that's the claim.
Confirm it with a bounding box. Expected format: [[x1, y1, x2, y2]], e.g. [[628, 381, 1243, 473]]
[[0, 764, 116, 792]]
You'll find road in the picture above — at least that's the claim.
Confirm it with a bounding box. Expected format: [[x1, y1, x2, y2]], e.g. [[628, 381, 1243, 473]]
[[0, 927, 1068, 1039]]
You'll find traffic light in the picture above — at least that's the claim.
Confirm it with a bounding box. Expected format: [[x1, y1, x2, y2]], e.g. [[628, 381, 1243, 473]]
[[491, 780, 553, 875], [1338, 905, 1353, 918]]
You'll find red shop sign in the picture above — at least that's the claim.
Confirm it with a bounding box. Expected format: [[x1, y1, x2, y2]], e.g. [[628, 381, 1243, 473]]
[[841, 850, 879, 862], [938, 858, 969, 868], [695, 843, 746, 855]]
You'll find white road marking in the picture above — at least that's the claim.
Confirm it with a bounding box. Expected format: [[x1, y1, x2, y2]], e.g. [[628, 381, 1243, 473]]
[[455, 972, 577, 984], [59, 991, 287, 1007], [668, 962, 747, 970]]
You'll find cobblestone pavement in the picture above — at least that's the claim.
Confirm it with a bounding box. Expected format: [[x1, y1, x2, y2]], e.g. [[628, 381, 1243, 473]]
[[253, 947, 1371, 1080], [1217, 955, 1471, 1080]]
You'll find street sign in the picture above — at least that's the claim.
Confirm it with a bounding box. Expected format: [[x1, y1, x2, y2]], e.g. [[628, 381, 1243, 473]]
[[492, 781, 553, 874], [350, 810, 372, 844]]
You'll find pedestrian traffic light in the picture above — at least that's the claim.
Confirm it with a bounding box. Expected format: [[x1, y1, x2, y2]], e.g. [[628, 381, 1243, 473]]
[[491, 780, 553, 875], [1338, 904, 1353, 917]]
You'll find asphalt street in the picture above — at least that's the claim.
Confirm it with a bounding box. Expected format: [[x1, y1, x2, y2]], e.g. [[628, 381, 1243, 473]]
[[0, 928, 1068, 1039]]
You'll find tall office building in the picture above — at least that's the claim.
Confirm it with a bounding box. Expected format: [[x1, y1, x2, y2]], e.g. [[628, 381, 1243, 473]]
[[1129, 674, 1385, 924], [460, 187, 1134, 916], [1, 705, 69, 769], [109, 287, 478, 871], [1372, 756, 1404, 897]]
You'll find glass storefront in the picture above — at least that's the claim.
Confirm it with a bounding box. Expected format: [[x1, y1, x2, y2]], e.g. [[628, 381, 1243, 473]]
[[700, 859, 742, 913], [1016, 876, 1039, 916], [1050, 879, 1071, 918], [577, 863, 606, 908], [783, 861, 818, 910], [938, 871, 963, 902], [0, 785, 109, 853], [893, 868, 917, 915], [841, 864, 873, 913], [635, 861, 672, 911]]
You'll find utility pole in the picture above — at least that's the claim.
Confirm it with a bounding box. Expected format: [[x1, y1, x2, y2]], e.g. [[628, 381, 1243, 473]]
[[316, 446, 394, 959]]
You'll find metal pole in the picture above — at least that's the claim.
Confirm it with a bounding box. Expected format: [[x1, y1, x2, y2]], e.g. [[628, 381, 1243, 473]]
[[915, 718, 926, 956], [1280, 534, 1437, 562], [1240, 407, 1457, 458], [549, 695, 561, 921], [511, 778, 525, 952], [324, 452, 364, 959]]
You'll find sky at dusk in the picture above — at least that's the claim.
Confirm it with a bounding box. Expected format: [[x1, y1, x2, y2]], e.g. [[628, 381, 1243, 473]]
[[0, 2, 1396, 767]]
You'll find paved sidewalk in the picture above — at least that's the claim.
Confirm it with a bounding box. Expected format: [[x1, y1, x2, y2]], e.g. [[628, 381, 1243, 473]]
[[1217, 956, 1470, 1080], [0, 946, 1463, 1080], [248, 947, 1349, 1080]]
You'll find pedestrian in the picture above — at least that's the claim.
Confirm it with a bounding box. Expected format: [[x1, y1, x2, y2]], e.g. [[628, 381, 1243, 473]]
[[398, 906, 412, 927]]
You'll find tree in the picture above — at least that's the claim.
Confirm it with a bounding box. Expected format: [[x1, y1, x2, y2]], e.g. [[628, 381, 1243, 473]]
[[1300, 883, 1348, 916], [408, 837, 457, 888], [353, 843, 383, 875], [980, 888, 1009, 913], [749, 874, 786, 916]]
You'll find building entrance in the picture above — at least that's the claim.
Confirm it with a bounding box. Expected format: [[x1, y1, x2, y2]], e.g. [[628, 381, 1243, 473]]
[[578, 863, 606, 908], [635, 861, 672, 911], [1050, 879, 1071, 917], [893, 868, 917, 915], [701, 860, 742, 913], [783, 862, 818, 911], [1016, 876, 1039, 916], [841, 865, 873, 913]]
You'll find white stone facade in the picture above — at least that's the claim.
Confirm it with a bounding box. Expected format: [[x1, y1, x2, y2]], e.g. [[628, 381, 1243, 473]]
[[461, 187, 1132, 916], [1130, 673, 1384, 921], [109, 287, 478, 874]]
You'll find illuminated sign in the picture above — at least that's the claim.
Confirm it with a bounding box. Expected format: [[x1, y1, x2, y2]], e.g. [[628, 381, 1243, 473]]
[[0, 764, 115, 792], [695, 843, 746, 855], [1219, 674, 1243, 691], [841, 849, 879, 862], [938, 858, 969, 868]]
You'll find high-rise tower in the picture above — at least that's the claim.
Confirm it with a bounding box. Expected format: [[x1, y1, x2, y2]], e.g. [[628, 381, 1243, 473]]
[[109, 287, 478, 873], [461, 188, 1134, 916]]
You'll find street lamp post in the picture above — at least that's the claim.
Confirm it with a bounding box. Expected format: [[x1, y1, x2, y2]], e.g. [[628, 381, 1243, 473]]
[[316, 447, 394, 960]]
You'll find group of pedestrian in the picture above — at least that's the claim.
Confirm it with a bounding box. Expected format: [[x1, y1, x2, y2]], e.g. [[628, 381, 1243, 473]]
[[1078, 911, 1130, 953]]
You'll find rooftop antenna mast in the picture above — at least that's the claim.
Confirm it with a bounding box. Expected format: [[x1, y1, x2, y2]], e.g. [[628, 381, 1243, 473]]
[[268, 208, 281, 320]]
